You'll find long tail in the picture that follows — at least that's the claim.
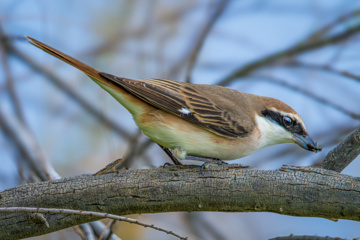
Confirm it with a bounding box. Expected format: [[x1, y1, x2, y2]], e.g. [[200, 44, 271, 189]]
[[25, 36, 106, 83], [26, 36, 153, 115]]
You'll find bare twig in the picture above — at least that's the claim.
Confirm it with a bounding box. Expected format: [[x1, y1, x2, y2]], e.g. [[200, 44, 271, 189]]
[[121, 138, 154, 166], [0, 207, 188, 240], [285, 60, 360, 83], [73, 226, 86, 240], [251, 75, 360, 120], [0, 27, 26, 125], [0, 105, 60, 181], [217, 23, 360, 86], [99, 220, 116, 240], [306, 9, 360, 42], [321, 126, 360, 172], [185, 0, 230, 83], [79, 224, 95, 240], [90, 222, 121, 240]]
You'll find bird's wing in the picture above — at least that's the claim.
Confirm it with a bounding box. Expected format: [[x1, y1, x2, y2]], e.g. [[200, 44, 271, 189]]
[[100, 73, 251, 138]]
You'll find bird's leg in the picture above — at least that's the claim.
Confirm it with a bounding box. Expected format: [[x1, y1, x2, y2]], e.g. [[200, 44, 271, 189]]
[[157, 144, 183, 165]]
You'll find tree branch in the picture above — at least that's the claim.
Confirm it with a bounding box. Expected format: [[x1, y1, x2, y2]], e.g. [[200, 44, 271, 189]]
[[321, 126, 360, 172], [285, 60, 360, 83], [251, 75, 360, 120], [185, 0, 230, 83], [1, 164, 359, 239], [217, 23, 360, 86]]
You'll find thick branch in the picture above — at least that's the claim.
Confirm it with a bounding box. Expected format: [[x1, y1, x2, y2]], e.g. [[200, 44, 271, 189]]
[[1, 165, 359, 239]]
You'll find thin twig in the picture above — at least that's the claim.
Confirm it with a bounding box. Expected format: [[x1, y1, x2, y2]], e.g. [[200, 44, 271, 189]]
[[0, 27, 26, 125], [306, 9, 360, 42], [90, 222, 121, 240], [121, 138, 154, 167], [321, 126, 360, 172], [79, 224, 96, 240], [73, 226, 86, 240], [185, 0, 230, 83], [0, 207, 188, 240], [0, 104, 60, 181], [251, 75, 360, 120], [99, 220, 117, 240], [285, 60, 360, 83], [217, 23, 360, 86]]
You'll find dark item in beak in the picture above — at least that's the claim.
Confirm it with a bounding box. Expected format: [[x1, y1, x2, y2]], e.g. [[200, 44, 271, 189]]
[[293, 134, 322, 152]]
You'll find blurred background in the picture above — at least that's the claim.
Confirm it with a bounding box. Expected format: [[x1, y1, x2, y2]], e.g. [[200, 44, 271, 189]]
[[1, 0, 360, 239]]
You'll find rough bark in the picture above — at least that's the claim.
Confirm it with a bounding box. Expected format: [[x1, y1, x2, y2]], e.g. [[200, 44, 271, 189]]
[[0, 165, 359, 239], [322, 126, 360, 172]]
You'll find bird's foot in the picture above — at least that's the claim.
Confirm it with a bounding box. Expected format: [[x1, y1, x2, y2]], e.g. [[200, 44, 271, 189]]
[[199, 159, 228, 173], [163, 162, 173, 167]]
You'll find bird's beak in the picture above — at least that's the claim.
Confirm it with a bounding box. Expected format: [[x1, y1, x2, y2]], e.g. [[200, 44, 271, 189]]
[[293, 134, 322, 152]]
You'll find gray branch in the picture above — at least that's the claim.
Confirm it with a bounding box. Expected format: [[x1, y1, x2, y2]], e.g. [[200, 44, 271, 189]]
[[1, 165, 359, 240], [321, 126, 360, 172]]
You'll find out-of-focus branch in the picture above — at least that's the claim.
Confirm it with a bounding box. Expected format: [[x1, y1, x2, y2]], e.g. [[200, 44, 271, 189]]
[[217, 23, 360, 86], [0, 106, 60, 181], [0, 28, 26, 125], [185, 0, 230, 83], [321, 126, 360, 172], [251, 75, 360, 120], [78, 224, 95, 240], [285, 60, 360, 83], [90, 221, 121, 240], [121, 138, 154, 167], [306, 9, 360, 42]]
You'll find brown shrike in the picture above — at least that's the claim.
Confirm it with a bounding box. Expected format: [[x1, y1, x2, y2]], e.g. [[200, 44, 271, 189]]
[[26, 36, 321, 165]]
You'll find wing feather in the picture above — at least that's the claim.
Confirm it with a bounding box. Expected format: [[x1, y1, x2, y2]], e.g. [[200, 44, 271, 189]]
[[100, 73, 250, 138]]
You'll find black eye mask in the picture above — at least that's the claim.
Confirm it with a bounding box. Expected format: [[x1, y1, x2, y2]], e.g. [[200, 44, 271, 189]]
[[261, 108, 306, 136]]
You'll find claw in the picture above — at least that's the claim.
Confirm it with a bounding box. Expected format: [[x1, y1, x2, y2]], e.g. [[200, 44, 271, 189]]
[[200, 160, 227, 174]]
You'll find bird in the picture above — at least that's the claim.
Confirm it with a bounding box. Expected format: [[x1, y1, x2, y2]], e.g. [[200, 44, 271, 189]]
[[26, 36, 321, 165]]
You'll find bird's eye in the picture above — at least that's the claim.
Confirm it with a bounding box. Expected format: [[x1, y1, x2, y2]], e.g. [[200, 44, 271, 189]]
[[283, 116, 293, 127]]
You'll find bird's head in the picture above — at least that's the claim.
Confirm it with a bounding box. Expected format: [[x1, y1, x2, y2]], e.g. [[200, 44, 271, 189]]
[[255, 98, 321, 153]]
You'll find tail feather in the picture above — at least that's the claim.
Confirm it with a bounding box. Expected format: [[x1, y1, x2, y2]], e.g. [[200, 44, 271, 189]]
[[25, 36, 103, 81], [26, 36, 154, 115]]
